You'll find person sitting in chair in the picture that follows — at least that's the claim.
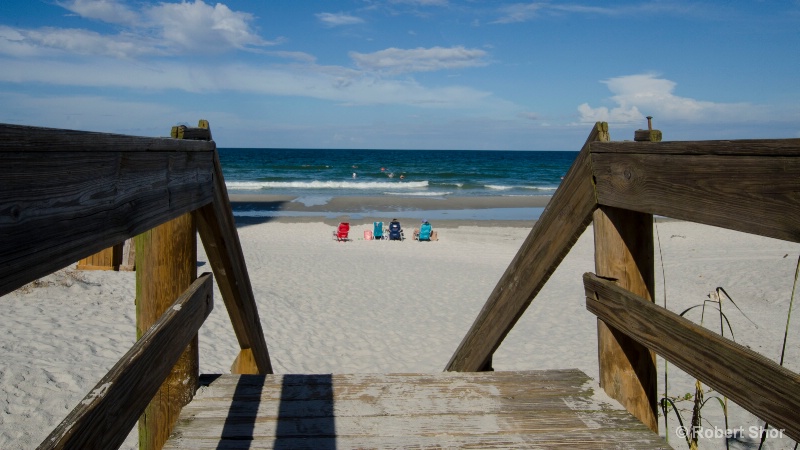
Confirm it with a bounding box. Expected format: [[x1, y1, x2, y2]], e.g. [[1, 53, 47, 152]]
[[388, 219, 404, 241]]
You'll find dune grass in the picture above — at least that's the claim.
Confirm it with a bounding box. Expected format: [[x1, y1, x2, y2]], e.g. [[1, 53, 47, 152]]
[[654, 219, 798, 449]]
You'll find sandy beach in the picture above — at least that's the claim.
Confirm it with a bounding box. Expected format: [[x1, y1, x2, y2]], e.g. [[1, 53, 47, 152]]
[[2, 205, 799, 449]]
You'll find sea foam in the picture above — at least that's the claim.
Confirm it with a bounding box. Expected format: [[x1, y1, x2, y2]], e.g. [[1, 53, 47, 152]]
[[227, 180, 429, 190]]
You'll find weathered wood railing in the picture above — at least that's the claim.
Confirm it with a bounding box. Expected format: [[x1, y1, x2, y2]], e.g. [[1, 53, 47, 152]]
[[0, 122, 272, 449], [447, 122, 800, 441], [40, 273, 214, 449]]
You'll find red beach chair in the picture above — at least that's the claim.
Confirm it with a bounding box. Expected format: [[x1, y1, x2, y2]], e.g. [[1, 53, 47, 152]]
[[333, 222, 350, 241]]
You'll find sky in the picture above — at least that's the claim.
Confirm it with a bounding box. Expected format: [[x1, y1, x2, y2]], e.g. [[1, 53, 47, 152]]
[[1, 1, 799, 150]]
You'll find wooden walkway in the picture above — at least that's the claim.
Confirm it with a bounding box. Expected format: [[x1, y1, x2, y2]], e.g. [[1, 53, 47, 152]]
[[164, 369, 668, 449]]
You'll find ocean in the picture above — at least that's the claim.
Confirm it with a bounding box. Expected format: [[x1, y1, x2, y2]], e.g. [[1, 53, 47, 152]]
[[218, 148, 578, 221]]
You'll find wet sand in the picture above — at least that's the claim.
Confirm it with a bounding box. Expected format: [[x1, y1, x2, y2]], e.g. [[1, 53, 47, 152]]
[[229, 194, 552, 228]]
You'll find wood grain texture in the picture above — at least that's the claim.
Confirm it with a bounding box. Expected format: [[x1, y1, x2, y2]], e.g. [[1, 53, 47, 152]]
[[76, 242, 123, 270], [445, 122, 607, 372], [633, 129, 662, 142], [136, 213, 199, 450], [584, 273, 800, 442], [1, 148, 214, 296], [194, 152, 273, 375], [164, 370, 667, 449], [590, 138, 800, 155], [0, 122, 215, 152], [37, 273, 213, 450], [593, 206, 657, 432], [590, 152, 800, 243]]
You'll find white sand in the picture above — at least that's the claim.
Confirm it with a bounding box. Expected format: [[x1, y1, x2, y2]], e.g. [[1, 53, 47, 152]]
[[2, 220, 799, 449]]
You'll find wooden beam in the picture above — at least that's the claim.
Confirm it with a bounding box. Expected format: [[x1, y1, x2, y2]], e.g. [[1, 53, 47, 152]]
[[584, 272, 800, 442], [136, 212, 199, 450], [171, 125, 212, 141], [590, 138, 800, 156], [0, 134, 214, 296], [37, 273, 213, 450], [0, 123, 215, 152], [593, 206, 657, 432], [194, 151, 273, 375], [590, 151, 800, 243], [445, 122, 607, 372]]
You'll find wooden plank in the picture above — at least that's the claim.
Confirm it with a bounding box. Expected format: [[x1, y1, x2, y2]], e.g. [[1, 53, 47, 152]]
[[186, 371, 595, 406], [593, 206, 657, 432], [445, 122, 607, 372], [584, 272, 800, 442], [76, 243, 123, 270], [590, 152, 800, 243], [0, 122, 215, 152], [0, 148, 214, 296], [194, 152, 273, 375], [136, 213, 199, 450], [166, 432, 667, 450], [169, 412, 639, 438], [165, 370, 667, 449], [590, 138, 800, 156], [38, 273, 214, 450]]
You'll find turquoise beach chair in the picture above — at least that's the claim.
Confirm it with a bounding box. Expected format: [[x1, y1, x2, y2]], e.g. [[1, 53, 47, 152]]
[[418, 221, 432, 241], [373, 221, 384, 240]]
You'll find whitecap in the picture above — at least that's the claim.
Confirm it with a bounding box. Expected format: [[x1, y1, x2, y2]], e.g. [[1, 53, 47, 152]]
[[485, 185, 514, 191], [384, 191, 452, 197], [227, 180, 429, 190]]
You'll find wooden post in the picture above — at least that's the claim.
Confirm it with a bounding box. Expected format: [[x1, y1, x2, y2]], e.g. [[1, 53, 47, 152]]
[[634, 116, 662, 142], [76, 243, 123, 270], [135, 213, 198, 450], [593, 205, 658, 432]]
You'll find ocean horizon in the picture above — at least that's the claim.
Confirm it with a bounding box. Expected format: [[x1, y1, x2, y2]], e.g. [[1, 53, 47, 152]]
[[219, 148, 577, 221]]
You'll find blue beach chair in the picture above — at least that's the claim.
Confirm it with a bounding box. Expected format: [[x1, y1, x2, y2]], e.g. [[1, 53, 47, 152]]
[[418, 221, 432, 241], [373, 221, 384, 240], [388, 220, 404, 241]]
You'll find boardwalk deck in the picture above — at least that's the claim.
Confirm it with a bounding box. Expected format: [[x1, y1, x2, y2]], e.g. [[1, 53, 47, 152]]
[[164, 369, 668, 449]]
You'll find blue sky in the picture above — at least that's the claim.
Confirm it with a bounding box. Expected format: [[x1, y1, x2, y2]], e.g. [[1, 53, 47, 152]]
[[1, 1, 798, 150]]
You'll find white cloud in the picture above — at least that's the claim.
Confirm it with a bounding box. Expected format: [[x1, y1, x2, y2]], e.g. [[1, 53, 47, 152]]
[[492, 3, 546, 23], [0, 26, 43, 57], [350, 46, 488, 73], [2, 27, 161, 58], [493, 2, 704, 24], [577, 102, 642, 124], [1, 1, 274, 58], [316, 12, 365, 26], [578, 73, 757, 125], [57, 0, 140, 26], [0, 56, 497, 110], [146, 1, 271, 53]]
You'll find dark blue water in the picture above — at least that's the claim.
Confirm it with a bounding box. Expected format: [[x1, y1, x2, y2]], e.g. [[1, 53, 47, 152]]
[[219, 148, 577, 199]]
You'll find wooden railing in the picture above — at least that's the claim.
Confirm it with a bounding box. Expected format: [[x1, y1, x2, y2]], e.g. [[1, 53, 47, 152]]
[[0, 122, 272, 449], [6, 120, 799, 446], [447, 122, 800, 441]]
